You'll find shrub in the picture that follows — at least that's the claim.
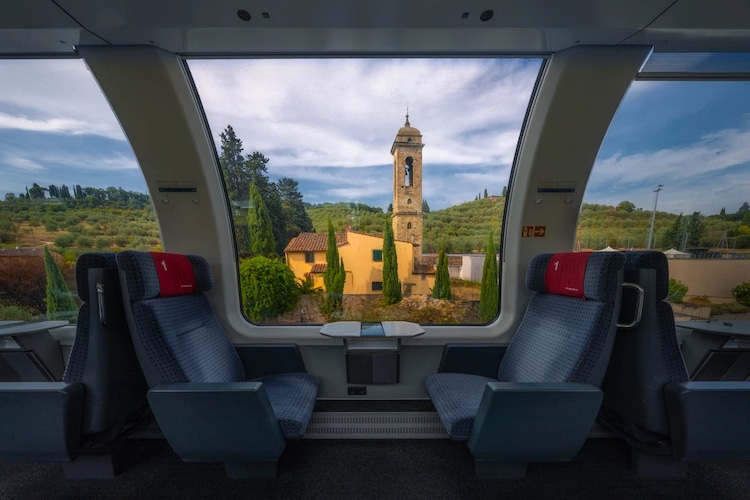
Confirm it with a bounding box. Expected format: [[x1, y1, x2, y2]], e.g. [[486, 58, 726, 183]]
[[297, 275, 321, 295], [0, 305, 34, 321], [732, 281, 750, 307], [686, 295, 712, 306], [239, 256, 299, 322], [54, 233, 75, 249], [95, 237, 111, 249], [75, 235, 93, 248], [667, 279, 688, 303]]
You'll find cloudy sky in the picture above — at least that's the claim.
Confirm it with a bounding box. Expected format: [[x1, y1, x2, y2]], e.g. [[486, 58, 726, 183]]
[[0, 58, 748, 217]]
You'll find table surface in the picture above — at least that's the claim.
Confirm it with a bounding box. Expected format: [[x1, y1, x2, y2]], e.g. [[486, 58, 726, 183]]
[[320, 321, 425, 338], [0, 320, 69, 337], [676, 320, 750, 337]]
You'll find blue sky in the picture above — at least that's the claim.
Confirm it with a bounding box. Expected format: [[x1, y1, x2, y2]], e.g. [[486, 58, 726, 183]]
[[0, 58, 748, 217]]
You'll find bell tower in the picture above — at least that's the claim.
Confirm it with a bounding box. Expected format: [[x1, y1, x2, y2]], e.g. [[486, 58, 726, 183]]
[[391, 114, 424, 261]]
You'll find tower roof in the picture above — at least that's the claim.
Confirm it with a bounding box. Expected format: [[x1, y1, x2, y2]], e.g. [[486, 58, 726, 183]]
[[397, 113, 421, 136], [391, 113, 423, 154]]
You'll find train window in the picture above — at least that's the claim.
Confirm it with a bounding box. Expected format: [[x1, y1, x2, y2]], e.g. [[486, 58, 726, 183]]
[[188, 58, 542, 325], [0, 59, 155, 322], [581, 80, 750, 315]]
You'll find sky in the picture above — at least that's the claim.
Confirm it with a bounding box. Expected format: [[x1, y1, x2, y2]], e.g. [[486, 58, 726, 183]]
[[0, 58, 749, 217]]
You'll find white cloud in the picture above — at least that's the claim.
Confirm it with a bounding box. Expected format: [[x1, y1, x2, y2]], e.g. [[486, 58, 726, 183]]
[[0, 60, 126, 140], [190, 59, 540, 170], [588, 127, 750, 215], [2, 155, 46, 173]]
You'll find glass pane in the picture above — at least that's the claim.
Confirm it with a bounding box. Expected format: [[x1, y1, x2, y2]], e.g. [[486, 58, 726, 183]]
[[189, 58, 542, 325], [0, 59, 156, 323], [581, 80, 750, 322]]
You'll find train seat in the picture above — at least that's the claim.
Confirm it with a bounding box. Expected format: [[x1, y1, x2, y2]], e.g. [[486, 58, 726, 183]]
[[600, 250, 750, 476], [425, 251, 625, 478], [115, 250, 319, 478], [0, 252, 150, 478]]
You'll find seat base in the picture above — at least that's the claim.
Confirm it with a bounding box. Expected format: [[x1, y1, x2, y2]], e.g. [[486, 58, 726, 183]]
[[225, 461, 278, 478], [62, 451, 121, 479], [475, 459, 527, 479]]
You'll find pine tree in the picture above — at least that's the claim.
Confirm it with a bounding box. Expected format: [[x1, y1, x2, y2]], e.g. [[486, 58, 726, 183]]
[[432, 242, 451, 300], [247, 182, 276, 257], [382, 216, 401, 305], [278, 177, 313, 242], [663, 213, 684, 249], [323, 219, 346, 315], [43, 246, 77, 321], [479, 230, 499, 322], [219, 125, 246, 202]]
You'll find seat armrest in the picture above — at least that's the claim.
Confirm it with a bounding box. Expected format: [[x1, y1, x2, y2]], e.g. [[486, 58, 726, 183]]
[[467, 382, 602, 462], [437, 344, 507, 378], [665, 381, 750, 461], [147, 382, 286, 463], [235, 344, 307, 379], [0, 382, 83, 461]]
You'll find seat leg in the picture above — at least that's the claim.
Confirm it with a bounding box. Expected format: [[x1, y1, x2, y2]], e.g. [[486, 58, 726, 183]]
[[631, 449, 689, 477], [62, 451, 121, 479], [474, 459, 527, 478], [224, 461, 278, 478]]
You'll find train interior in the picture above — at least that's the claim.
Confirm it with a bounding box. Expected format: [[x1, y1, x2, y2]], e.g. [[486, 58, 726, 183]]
[[1, 1, 750, 497]]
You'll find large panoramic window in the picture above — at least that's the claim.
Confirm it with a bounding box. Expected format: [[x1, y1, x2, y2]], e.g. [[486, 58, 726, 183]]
[[188, 58, 542, 325], [580, 79, 750, 322], [0, 60, 156, 323]]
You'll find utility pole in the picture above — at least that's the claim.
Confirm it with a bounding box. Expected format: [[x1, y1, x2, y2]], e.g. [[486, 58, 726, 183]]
[[646, 184, 663, 250]]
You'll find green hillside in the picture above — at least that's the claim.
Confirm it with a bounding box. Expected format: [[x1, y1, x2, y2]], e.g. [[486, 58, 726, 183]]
[[305, 198, 750, 253]]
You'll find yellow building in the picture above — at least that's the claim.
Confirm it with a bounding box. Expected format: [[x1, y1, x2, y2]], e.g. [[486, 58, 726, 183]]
[[284, 116, 436, 296], [284, 230, 435, 295]]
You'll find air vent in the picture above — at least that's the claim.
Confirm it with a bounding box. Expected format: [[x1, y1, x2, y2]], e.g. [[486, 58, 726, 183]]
[[305, 412, 448, 439]]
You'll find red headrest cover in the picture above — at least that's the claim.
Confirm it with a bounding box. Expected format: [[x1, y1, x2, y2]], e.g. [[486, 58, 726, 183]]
[[149, 252, 198, 297], [544, 252, 591, 299]]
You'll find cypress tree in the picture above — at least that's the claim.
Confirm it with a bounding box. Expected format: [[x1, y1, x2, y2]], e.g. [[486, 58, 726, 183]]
[[382, 216, 402, 305], [43, 246, 77, 321], [323, 219, 346, 315], [432, 242, 451, 300], [247, 182, 276, 257], [479, 230, 499, 322]]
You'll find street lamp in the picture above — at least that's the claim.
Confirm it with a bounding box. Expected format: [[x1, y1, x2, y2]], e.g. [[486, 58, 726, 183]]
[[646, 184, 663, 249]]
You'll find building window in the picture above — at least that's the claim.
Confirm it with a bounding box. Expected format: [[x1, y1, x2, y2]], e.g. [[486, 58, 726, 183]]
[[305, 252, 315, 263], [407, 222, 412, 229], [407, 198, 412, 204], [372, 281, 383, 291], [372, 249, 383, 262]]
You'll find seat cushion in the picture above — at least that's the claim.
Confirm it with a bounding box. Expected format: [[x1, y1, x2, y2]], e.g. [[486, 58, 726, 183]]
[[256, 373, 319, 439], [425, 372, 497, 440]]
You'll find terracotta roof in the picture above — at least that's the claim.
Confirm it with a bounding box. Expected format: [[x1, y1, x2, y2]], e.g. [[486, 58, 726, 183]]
[[421, 254, 463, 268], [309, 263, 327, 274], [284, 232, 348, 253]]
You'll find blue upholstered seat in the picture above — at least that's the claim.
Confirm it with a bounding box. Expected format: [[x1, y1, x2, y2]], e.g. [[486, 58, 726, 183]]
[[0, 252, 150, 478], [601, 251, 750, 476], [116, 250, 319, 477], [425, 251, 624, 477]]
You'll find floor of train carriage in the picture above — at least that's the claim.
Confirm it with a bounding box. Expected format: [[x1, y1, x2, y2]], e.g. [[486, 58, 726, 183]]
[[1, 420, 749, 499]]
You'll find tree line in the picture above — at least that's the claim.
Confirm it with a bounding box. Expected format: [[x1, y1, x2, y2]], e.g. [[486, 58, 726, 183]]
[[4, 183, 151, 210]]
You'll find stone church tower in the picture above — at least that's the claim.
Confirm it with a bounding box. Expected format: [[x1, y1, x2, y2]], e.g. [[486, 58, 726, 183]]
[[390, 114, 424, 261]]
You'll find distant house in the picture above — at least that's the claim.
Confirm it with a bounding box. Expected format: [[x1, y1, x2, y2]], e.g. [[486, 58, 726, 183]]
[[284, 229, 435, 296]]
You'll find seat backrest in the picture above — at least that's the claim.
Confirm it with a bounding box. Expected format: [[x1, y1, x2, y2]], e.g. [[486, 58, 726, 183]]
[[63, 252, 149, 443], [497, 251, 625, 386], [601, 250, 689, 439], [116, 251, 245, 388]]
